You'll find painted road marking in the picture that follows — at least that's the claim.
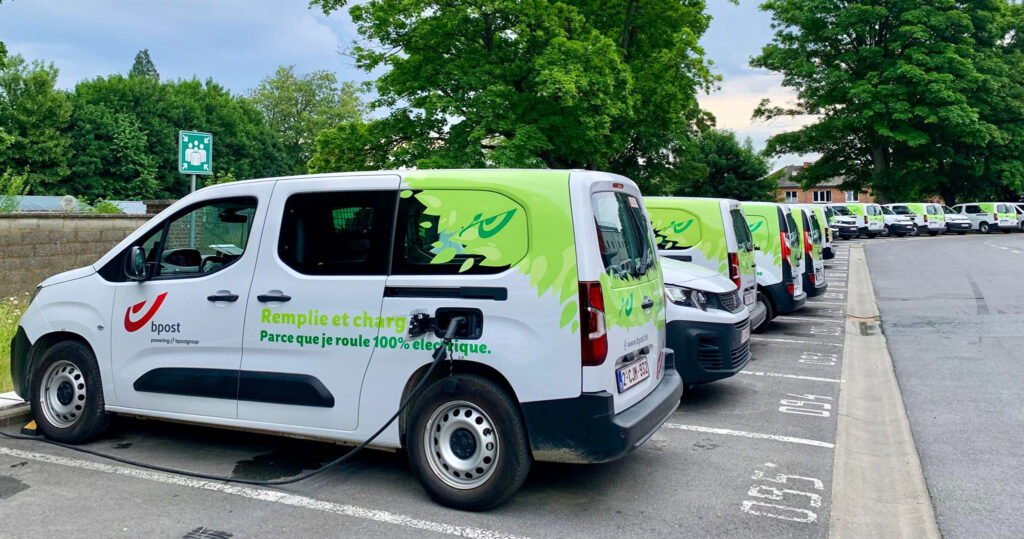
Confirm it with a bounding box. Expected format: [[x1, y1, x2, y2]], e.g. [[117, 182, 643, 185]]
[[661, 424, 835, 449], [0, 447, 527, 539], [805, 301, 846, 306], [739, 371, 842, 383], [775, 316, 844, 324], [751, 337, 843, 347]]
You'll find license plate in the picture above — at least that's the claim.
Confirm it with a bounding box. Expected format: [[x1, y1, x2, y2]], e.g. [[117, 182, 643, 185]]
[[815, 267, 824, 282], [740, 325, 750, 344], [793, 280, 802, 296], [744, 289, 755, 306], [616, 358, 650, 393]]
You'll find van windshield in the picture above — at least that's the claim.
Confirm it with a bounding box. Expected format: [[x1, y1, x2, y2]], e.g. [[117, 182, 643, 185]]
[[592, 192, 655, 279], [881, 207, 894, 215], [831, 206, 852, 216], [944, 206, 957, 214], [729, 209, 754, 253], [890, 206, 911, 215]]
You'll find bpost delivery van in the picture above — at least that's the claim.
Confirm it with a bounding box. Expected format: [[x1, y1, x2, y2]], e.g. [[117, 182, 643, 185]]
[[886, 203, 944, 235], [739, 202, 806, 332], [879, 206, 918, 237], [9, 169, 683, 510], [790, 207, 828, 297], [644, 197, 766, 331], [951, 202, 1019, 233], [805, 205, 836, 260], [661, 257, 750, 386], [942, 206, 971, 234], [825, 205, 861, 239], [1014, 204, 1024, 231], [829, 202, 884, 237]]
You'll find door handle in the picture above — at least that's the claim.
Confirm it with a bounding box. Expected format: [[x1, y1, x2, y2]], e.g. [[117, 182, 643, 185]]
[[207, 293, 239, 302], [641, 297, 654, 311], [257, 293, 291, 303]]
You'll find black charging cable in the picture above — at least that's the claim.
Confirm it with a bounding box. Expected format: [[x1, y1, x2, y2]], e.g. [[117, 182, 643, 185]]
[[0, 316, 465, 486]]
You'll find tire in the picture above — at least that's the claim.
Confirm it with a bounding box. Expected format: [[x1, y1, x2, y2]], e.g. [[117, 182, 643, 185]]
[[407, 374, 531, 511], [30, 340, 111, 443], [881, 225, 891, 237], [980, 222, 991, 234], [753, 291, 774, 333]]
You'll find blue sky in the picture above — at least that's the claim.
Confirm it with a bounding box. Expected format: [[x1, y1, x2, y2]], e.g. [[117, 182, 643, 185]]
[[0, 0, 812, 169]]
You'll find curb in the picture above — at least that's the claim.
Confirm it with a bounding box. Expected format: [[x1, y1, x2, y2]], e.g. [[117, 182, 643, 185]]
[[0, 402, 32, 429], [828, 244, 940, 538]]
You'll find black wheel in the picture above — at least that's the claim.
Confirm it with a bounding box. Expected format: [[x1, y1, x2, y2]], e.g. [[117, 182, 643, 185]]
[[881, 225, 891, 237], [407, 374, 531, 511], [753, 291, 774, 333], [30, 341, 111, 443], [911, 226, 921, 237], [980, 222, 991, 234]]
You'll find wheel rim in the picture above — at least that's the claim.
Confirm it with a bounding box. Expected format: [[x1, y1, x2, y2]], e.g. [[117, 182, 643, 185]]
[[423, 400, 499, 490], [40, 360, 86, 429]]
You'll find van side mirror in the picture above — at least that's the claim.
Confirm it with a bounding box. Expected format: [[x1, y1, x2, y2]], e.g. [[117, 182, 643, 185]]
[[125, 246, 149, 281]]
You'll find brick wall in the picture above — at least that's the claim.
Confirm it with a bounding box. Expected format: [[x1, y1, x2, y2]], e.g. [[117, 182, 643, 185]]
[[778, 187, 875, 205], [0, 214, 151, 298]]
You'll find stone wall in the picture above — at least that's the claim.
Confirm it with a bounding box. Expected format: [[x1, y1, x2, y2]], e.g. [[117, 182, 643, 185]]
[[0, 213, 152, 298]]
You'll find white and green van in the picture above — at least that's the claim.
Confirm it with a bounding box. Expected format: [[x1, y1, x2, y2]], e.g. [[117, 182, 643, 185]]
[[740, 202, 806, 332], [799, 204, 835, 259], [790, 206, 828, 297], [886, 203, 944, 235], [645, 197, 767, 331], [951, 202, 1019, 233], [942, 206, 972, 234], [10, 169, 682, 510], [829, 202, 884, 237]]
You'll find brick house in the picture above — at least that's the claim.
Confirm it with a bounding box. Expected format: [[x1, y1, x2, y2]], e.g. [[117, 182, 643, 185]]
[[773, 162, 874, 205]]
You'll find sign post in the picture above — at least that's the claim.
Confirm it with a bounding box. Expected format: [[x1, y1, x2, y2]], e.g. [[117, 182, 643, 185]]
[[178, 131, 213, 248]]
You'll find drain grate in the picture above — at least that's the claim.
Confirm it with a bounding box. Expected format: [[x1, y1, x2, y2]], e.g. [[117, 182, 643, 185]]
[[183, 527, 233, 539]]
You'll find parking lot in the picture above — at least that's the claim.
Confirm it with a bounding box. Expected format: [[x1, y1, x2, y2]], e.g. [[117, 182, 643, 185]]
[[0, 240, 891, 538]]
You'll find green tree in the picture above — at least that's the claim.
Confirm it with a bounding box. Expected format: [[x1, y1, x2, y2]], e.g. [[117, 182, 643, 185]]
[[751, 0, 1010, 203], [308, 0, 718, 189], [0, 55, 72, 192], [129, 49, 160, 81], [658, 129, 774, 200], [249, 65, 364, 174]]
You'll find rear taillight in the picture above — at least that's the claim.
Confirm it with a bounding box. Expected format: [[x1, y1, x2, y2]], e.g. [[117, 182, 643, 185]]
[[780, 232, 791, 259], [579, 281, 607, 366], [863, 215, 868, 224], [728, 252, 741, 290], [994, 213, 999, 221], [787, 283, 794, 296], [924, 214, 928, 223], [803, 232, 812, 255], [809, 272, 816, 284]]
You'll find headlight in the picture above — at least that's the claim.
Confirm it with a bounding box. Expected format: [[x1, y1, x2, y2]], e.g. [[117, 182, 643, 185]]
[[666, 286, 709, 311]]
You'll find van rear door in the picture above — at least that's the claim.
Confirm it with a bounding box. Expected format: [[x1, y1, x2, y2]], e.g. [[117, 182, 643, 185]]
[[576, 179, 665, 414]]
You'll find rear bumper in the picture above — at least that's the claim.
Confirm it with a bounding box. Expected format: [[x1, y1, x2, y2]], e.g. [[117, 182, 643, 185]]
[[522, 359, 683, 463], [748, 300, 767, 331], [667, 318, 751, 384], [765, 280, 806, 314], [803, 272, 828, 297]]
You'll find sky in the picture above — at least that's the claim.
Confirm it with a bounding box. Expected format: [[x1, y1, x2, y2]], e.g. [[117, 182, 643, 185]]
[[0, 0, 814, 170]]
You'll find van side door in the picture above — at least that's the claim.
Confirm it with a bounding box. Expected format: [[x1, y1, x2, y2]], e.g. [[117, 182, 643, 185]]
[[237, 175, 400, 432], [110, 185, 273, 418]]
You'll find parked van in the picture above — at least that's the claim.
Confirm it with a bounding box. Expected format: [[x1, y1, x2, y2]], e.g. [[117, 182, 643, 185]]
[[825, 205, 861, 239], [790, 206, 828, 297], [886, 203, 944, 236], [1014, 204, 1024, 231], [942, 206, 971, 234], [801, 205, 835, 259], [10, 169, 683, 510], [951, 202, 1019, 233], [879, 205, 919, 237], [740, 202, 806, 332], [645, 197, 766, 330], [661, 258, 750, 386], [829, 202, 884, 237]]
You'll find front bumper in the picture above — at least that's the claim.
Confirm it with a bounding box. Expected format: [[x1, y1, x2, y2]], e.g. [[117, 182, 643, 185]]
[[835, 226, 859, 238], [945, 222, 971, 232], [765, 280, 806, 314], [667, 318, 751, 384], [521, 359, 683, 463], [888, 223, 916, 235]]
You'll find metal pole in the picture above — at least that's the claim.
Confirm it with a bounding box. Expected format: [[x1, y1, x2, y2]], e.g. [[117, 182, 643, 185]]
[[189, 174, 197, 248]]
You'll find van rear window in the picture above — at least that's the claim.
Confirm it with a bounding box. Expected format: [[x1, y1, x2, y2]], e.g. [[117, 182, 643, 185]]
[[784, 211, 800, 249], [592, 192, 655, 279], [729, 209, 754, 253]]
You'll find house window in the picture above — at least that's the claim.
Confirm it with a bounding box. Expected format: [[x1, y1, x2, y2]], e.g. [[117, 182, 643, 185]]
[[812, 191, 832, 203], [784, 191, 799, 203], [844, 190, 859, 202]]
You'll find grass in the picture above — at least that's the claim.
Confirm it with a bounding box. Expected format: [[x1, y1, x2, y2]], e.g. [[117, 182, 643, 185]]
[[0, 292, 31, 394]]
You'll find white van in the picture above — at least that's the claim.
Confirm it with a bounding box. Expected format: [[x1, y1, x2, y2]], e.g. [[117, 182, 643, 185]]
[[9, 169, 682, 510], [885, 203, 944, 235], [952, 202, 1019, 233], [661, 258, 750, 387]]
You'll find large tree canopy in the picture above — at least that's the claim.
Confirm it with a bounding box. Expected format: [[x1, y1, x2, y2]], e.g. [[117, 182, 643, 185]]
[[309, 0, 720, 192], [752, 0, 1022, 204], [660, 129, 775, 201]]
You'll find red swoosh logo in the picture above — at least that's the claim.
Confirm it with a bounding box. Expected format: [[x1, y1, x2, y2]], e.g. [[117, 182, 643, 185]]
[[124, 292, 168, 332]]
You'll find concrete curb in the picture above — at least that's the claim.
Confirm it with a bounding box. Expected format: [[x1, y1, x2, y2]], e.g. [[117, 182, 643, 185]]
[[0, 402, 32, 429], [828, 244, 940, 538]]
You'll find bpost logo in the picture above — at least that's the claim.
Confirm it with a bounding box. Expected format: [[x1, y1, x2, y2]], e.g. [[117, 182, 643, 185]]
[[668, 219, 693, 234], [124, 292, 175, 333], [461, 209, 517, 239]]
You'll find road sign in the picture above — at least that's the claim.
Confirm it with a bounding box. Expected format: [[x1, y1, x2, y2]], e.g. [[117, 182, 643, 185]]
[[179, 131, 213, 175]]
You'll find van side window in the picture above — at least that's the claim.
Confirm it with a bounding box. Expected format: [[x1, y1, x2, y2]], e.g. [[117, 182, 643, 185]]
[[392, 189, 528, 275], [648, 208, 702, 250], [277, 191, 395, 276], [965, 205, 982, 213], [133, 197, 257, 279]]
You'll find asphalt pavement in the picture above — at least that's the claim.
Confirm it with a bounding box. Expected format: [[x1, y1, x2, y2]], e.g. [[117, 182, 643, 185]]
[[868, 233, 1024, 538], [0, 245, 857, 538]]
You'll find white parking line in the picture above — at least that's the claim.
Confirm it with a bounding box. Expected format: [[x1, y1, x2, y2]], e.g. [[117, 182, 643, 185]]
[[0, 446, 527, 539], [806, 301, 846, 306], [774, 316, 844, 324], [739, 371, 842, 383], [751, 337, 843, 347], [661, 424, 835, 449]]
